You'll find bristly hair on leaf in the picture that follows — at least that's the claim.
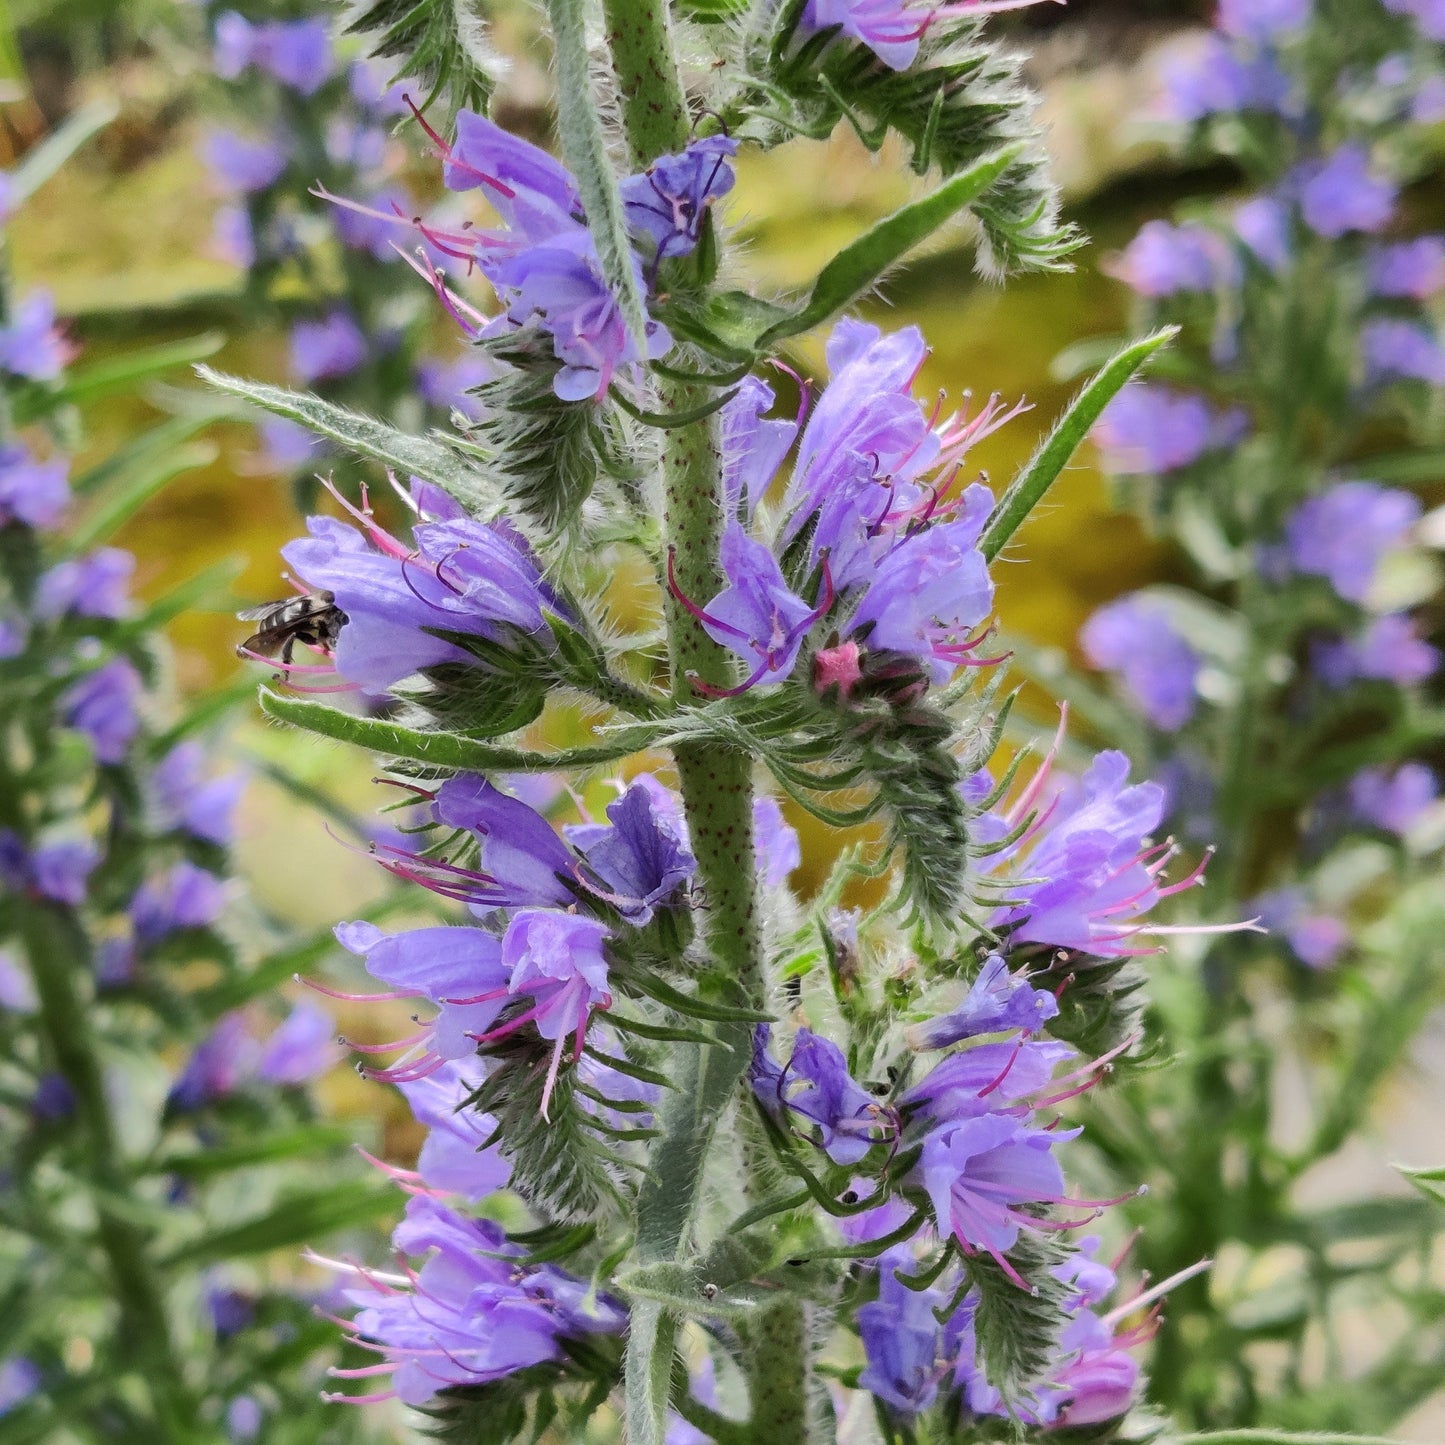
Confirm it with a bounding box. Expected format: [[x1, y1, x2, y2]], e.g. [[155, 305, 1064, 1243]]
[[729, 13, 1080, 276], [344, 0, 500, 116]]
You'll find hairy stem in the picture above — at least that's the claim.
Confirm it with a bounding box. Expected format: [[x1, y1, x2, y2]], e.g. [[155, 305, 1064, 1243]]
[[19, 903, 198, 1438]]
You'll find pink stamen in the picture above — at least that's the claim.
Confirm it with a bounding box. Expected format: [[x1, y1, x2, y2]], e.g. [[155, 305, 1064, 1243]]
[[297, 974, 415, 1003], [1006, 703, 1069, 824]]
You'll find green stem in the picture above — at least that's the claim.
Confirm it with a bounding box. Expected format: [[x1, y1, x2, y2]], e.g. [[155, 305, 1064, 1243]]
[[600, 9, 810, 1442], [19, 903, 199, 1438]]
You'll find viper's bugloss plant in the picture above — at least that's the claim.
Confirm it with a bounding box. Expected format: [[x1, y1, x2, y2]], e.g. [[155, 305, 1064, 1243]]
[[0, 114, 383, 1442], [1039, 0, 1445, 1432], [202, 3, 1309, 1441]]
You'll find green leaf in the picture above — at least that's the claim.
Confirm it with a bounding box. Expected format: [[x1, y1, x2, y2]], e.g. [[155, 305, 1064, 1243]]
[[64, 442, 217, 553], [161, 1185, 397, 1267], [117, 559, 243, 636], [345, 0, 498, 115], [623, 1300, 675, 1445], [148, 1126, 355, 1181], [981, 327, 1177, 562], [1396, 1162, 1445, 1208], [756, 143, 1024, 347], [15, 333, 224, 422], [196, 367, 500, 514], [545, 0, 649, 353], [70, 412, 221, 498], [9, 100, 118, 205], [259, 687, 661, 771]]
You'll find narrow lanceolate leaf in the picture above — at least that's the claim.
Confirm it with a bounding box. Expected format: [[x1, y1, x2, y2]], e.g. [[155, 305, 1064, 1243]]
[[1397, 1162, 1445, 1208], [162, 1186, 397, 1267], [65, 442, 218, 553], [9, 100, 118, 204], [196, 367, 500, 514], [757, 143, 1025, 347], [259, 688, 662, 771], [545, 0, 650, 353], [17, 332, 224, 421], [981, 327, 1178, 562], [623, 1300, 674, 1445]]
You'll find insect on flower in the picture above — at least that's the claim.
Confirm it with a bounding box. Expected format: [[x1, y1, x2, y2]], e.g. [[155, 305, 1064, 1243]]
[[236, 590, 348, 664]]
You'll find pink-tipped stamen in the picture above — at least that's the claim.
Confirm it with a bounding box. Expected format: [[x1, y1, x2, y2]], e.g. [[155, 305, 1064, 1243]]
[[1103, 1257, 1213, 1329], [297, 974, 416, 1003]]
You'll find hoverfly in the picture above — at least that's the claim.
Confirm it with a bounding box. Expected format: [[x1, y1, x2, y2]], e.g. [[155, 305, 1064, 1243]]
[[236, 590, 348, 664]]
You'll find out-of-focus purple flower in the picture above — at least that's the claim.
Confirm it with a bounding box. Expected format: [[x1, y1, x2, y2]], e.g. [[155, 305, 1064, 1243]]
[[1160, 36, 1292, 122], [1348, 763, 1438, 835], [1081, 595, 1200, 730], [416, 353, 496, 416], [207, 1280, 257, 1339], [1110, 219, 1229, 297], [907, 954, 1059, 1050], [1234, 195, 1292, 272], [989, 751, 1177, 957], [1362, 319, 1445, 386], [1091, 385, 1244, 475], [0, 950, 37, 1013], [754, 795, 801, 888], [32, 1073, 75, 1119], [620, 135, 737, 261], [95, 934, 135, 988], [30, 839, 99, 906], [0, 619, 24, 658], [1384, 0, 1445, 40], [564, 777, 696, 924], [131, 862, 228, 944], [0, 172, 14, 226], [61, 658, 143, 764], [1368, 237, 1445, 298], [1413, 72, 1445, 121], [333, 185, 407, 260], [225, 1396, 263, 1441], [751, 1025, 895, 1165], [396, 1059, 510, 1200], [35, 547, 134, 621], [1284, 481, 1420, 603], [0, 290, 71, 380], [1254, 889, 1348, 969], [327, 1196, 625, 1407], [212, 11, 254, 77], [170, 1012, 259, 1110], [153, 741, 247, 846], [256, 416, 329, 474], [858, 1264, 946, 1413], [204, 129, 289, 194], [0, 444, 68, 530], [1217, 0, 1310, 39], [1314, 613, 1439, 688], [1297, 145, 1396, 238], [281, 494, 561, 693], [0, 1358, 41, 1415], [257, 1001, 340, 1085], [214, 13, 331, 93], [289, 312, 368, 383], [349, 58, 410, 116], [209, 205, 253, 268]]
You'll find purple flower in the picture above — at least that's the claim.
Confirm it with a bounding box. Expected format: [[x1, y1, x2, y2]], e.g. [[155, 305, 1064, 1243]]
[[396, 1059, 510, 1200], [349, 58, 410, 116], [289, 312, 367, 383], [1161, 36, 1292, 122], [907, 954, 1059, 1050], [754, 795, 801, 888], [905, 1037, 1073, 1126], [1384, 0, 1445, 40], [720, 375, 799, 518], [442, 110, 582, 230], [255, 416, 328, 473], [153, 741, 247, 846], [1362, 319, 1445, 386], [203, 129, 289, 194], [1234, 195, 1292, 273], [214, 12, 331, 93], [751, 1025, 896, 1165], [281, 494, 560, 692], [1298, 145, 1396, 238], [0, 1359, 41, 1415], [257, 1001, 340, 1085], [30, 839, 99, 906], [1217, 0, 1310, 39], [130, 861, 228, 944], [0, 444, 68, 530], [1314, 613, 1439, 688], [1109, 220, 1228, 297], [1091, 385, 1244, 475], [1081, 595, 1200, 730], [563, 777, 696, 923], [0, 950, 37, 1013], [333, 185, 407, 260], [169, 1013, 259, 1110], [1348, 763, 1438, 835], [858, 1265, 946, 1413], [35, 547, 134, 620], [0, 171, 14, 226], [698, 525, 817, 686], [0, 619, 24, 657], [32, 1073, 75, 1120], [415, 353, 496, 416], [620, 135, 737, 261], [0, 291, 70, 380], [61, 658, 143, 764], [1254, 889, 1348, 969], [1284, 481, 1420, 603], [798, 0, 926, 70], [226, 1397, 263, 1441], [1368, 237, 1445, 298], [327, 1196, 625, 1407], [988, 751, 1176, 957]]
